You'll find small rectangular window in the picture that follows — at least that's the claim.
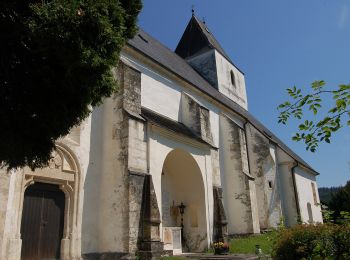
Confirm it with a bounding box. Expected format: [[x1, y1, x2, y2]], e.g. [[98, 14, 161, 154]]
[[268, 181, 273, 189], [230, 70, 236, 88]]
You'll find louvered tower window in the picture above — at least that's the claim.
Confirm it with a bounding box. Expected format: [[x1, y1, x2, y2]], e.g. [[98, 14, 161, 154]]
[[230, 70, 236, 87]]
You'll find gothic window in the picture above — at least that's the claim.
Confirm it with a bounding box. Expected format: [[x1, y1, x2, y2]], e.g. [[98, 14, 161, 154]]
[[311, 182, 318, 204], [307, 202, 314, 223], [230, 70, 236, 88]]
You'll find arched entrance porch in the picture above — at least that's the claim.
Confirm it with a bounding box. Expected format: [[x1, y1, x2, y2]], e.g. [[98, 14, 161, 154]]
[[161, 149, 207, 252]]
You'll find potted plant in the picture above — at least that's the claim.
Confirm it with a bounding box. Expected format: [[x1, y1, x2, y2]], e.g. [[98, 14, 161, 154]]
[[213, 242, 229, 255]]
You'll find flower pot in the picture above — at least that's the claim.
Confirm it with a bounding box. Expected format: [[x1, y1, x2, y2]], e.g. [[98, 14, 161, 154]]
[[214, 247, 229, 255]]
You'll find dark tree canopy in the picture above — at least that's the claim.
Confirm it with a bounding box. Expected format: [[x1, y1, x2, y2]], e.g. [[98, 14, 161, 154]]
[[328, 181, 350, 223], [318, 186, 342, 205], [0, 0, 142, 170]]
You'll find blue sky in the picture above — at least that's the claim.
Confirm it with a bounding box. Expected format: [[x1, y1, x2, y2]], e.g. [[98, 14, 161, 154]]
[[137, 0, 350, 187]]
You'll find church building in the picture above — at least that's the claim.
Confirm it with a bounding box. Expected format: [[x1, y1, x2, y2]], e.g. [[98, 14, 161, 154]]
[[0, 14, 323, 259]]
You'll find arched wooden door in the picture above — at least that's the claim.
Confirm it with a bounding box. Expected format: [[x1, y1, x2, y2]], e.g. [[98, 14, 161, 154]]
[[21, 183, 65, 260]]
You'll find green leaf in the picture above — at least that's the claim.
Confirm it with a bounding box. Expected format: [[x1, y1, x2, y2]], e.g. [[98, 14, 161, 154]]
[[329, 107, 338, 113], [336, 99, 346, 108], [339, 84, 350, 90], [311, 80, 325, 90]]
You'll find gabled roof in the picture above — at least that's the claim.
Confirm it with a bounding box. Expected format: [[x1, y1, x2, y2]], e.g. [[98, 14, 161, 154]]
[[175, 15, 232, 62], [141, 108, 216, 149], [127, 29, 318, 175]]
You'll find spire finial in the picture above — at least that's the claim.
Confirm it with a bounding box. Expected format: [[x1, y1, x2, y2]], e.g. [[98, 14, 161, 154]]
[[191, 5, 195, 16], [202, 17, 206, 24]]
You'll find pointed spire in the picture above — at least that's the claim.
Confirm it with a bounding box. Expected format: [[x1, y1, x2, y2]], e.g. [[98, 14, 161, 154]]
[[191, 5, 195, 16], [175, 13, 233, 64]]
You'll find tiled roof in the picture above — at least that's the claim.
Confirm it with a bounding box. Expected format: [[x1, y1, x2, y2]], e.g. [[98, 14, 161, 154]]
[[141, 108, 215, 148]]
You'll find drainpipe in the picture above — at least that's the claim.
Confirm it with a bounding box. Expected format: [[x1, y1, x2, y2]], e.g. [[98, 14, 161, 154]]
[[146, 122, 151, 174], [243, 121, 253, 177], [291, 162, 301, 223]]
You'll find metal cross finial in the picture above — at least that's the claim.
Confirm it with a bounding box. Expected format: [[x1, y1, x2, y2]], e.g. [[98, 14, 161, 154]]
[[191, 5, 195, 16]]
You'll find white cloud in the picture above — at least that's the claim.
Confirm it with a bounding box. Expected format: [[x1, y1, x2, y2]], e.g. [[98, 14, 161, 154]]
[[338, 5, 349, 29]]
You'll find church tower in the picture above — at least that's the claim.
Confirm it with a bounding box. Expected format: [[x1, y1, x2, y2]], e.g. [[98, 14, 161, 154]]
[[175, 14, 248, 109]]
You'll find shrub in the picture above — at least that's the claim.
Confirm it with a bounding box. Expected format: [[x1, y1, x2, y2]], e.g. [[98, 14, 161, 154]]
[[332, 224, 350, 258], [272, 223, 350, 259]]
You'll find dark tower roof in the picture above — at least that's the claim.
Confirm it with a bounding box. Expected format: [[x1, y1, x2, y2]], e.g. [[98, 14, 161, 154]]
[[175, 15, 233, 63]]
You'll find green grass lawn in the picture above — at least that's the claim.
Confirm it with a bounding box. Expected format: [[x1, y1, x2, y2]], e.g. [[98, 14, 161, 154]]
[[161, 232, 276, 259], [229, 232, 277, 255]]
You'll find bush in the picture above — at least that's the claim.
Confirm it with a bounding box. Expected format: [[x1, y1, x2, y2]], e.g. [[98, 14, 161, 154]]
[[273, 223, 350, 259]]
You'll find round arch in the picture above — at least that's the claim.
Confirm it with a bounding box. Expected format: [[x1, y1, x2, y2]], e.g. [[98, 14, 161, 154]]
[[17, 142, 82, 259], [161, 149, 208, 252]]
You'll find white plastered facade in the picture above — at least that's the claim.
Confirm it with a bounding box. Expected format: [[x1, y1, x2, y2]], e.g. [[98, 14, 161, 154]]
[[0, 27, 323, 259]]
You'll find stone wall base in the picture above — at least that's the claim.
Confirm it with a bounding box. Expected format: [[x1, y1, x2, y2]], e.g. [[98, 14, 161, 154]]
[[82, 252, 128, 260], [137, 241, 165, 260]]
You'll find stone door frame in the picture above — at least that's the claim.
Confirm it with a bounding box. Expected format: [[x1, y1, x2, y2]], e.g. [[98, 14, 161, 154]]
[[16, 142, 82, 259]]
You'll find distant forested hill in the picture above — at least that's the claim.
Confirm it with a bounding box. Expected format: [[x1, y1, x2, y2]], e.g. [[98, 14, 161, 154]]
[[318, 186, 342, 205]]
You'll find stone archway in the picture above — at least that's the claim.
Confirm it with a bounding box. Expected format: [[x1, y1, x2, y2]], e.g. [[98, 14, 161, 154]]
[[161, 149, 207, 252], [17, 143, 82, 259]]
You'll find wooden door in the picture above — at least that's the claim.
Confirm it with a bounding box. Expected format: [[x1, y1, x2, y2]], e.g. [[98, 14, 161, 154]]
[[21, 183, 65, 260]]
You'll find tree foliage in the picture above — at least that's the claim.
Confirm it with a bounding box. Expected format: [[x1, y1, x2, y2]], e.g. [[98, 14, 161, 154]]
[[328, 181, 350, 223], [0, 0, 142, 170], [318, 186, 342, 205], [278, 80, 350, 152]]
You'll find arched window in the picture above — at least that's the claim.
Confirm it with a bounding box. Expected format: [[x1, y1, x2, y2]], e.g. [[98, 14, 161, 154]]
[[230, 70, 236, 87], [311, 182, 318, 204], [307, 202, 314, 223]]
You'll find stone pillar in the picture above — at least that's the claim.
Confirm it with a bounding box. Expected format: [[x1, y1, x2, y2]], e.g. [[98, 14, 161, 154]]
[[245, 123, 282, 229], [213, 187, 228, 243], [138, 174, 163, 260], [0, 170, 23, 260], [278, 162, 299, 227], [219, 114, 260, 234], [116, 62, 163, 259], [0, 170, 11, 259], [128, 171, 146, 255]]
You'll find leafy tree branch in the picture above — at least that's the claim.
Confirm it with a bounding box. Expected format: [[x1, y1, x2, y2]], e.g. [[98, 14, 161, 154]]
[[277, 80, 350, 152]]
